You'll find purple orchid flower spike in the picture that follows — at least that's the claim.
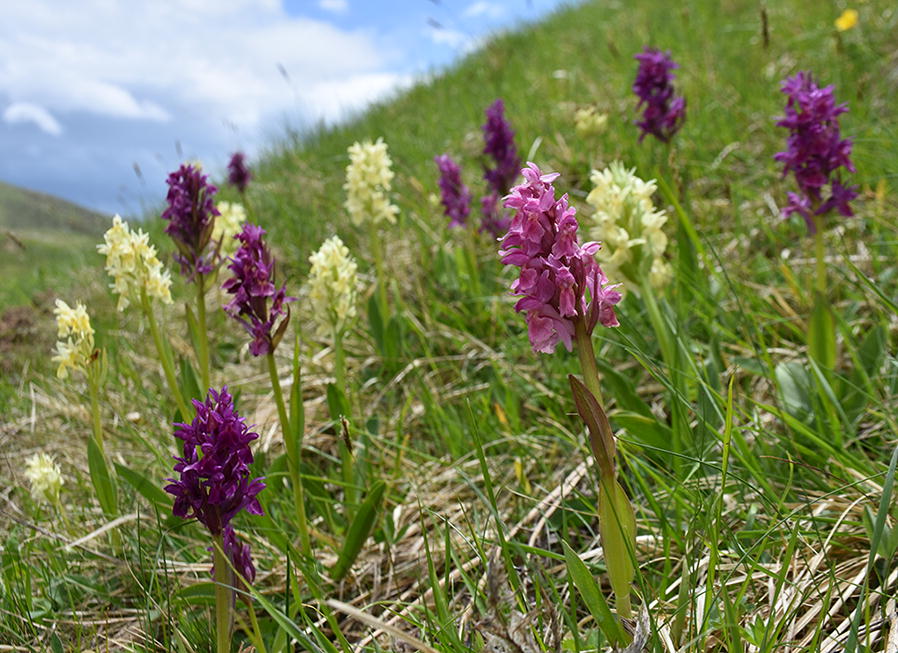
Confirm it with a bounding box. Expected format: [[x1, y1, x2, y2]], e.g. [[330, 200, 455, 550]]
[[633, 47, 686, 143], [162, 163, 221, 282]]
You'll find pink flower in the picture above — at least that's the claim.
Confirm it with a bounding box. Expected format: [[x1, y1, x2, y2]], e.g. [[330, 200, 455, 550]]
[[499, 163, 621, 354]]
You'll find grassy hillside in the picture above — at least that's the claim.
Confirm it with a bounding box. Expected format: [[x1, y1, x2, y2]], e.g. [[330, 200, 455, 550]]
[[3, 1, 898, 651], [0, 180, 108, 234]]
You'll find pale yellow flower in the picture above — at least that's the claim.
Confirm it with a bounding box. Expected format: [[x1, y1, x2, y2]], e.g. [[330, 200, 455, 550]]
[[344, 138, 399, 226], [574, 106, 609, 138], [307, 236, 359, 337], [585, 162, 670, 292], [97, 215, 172, 310], [214, 201, 247, 257], [52, 299, 95, 378], [835, 8, 858, 31], [24, 453, 64, 505]]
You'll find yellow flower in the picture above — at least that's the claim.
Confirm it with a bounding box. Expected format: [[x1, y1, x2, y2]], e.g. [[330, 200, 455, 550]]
[[307, 236, 359, 337], [97, 215, 172, 310], [835, 8, 858, 31], [24, 453, 64, 505], [585, 162, 670, 292], [214, 201, 247, 257], [52, 299, 95, 378], [344, 138, 399, 226]]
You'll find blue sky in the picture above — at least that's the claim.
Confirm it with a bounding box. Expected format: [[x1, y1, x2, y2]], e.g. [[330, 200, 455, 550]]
[[1, 0, 572, 217]]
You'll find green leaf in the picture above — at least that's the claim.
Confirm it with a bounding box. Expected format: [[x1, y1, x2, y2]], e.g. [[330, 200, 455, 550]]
[[808, 291, 836, 369], [775, 361, 813, 420], [562, 540, 627, 646], [87, 436, 117, 517], [326, 382, 351, 423], [384, 314, 403, 360], [114, 463, 170, 509], [289, 335, 305, 457], [178, 356, 203, 404], [331, 480, 386, 580], [568, 375, 616, 478], [184, 303, 202, 364]]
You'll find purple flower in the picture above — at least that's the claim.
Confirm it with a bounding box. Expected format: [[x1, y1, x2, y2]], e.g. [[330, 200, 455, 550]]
[[434, 154, 471, 228], [162, 164, 221, 282], [480, 193, 511, 239], [222, 224, 295, 356], [209, 525, 257, 590], [165, 387, 265, 536], [482, 99, 521, 196], [774, 71, 857, 233], [500, 163, 622, 354], [227, 152, 252, 194], [633, 47, 686, 143]]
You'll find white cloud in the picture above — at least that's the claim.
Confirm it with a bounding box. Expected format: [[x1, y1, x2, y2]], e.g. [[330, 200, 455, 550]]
[[0, 0, 400, 134], [309, 72, 413, 123], [463, 1, 505, 19], [3, 101, 63, 135], [425, 27, 469, 49], [319, 0, 349, 13]]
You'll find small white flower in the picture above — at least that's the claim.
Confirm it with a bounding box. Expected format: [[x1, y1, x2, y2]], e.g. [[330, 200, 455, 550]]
[[307, 236, 359, 337], [97, 215, 172, 310], [214, 201, 247, 258], [574, 106, 609, 138], [344, 138, 399, 226], [24, 453, 64, 505], [52, 299, 95, 378], [585, 162, 670, 292]]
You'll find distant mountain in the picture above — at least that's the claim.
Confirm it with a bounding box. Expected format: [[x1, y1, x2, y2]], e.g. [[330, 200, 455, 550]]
[[0, 180, 108, 235]]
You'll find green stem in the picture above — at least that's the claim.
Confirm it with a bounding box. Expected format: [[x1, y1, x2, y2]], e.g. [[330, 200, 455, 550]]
[[212, 533, 232, 653], [813, 217, 826, 294], [573, 318, 604, 407], [141, 289, 190, 418], [465, 223, 481, 298], [196, 274, 211, 391], [369, 221, 388, 318], [267, 353, 311, 556], [88, 371, 104, 451], [333, 328, 346, 397]]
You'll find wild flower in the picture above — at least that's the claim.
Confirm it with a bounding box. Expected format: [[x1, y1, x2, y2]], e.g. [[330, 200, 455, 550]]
[[307, 236, 359, 338], [481, 99, 520, 237], [97, 215, 172, 310], [344, 138, 399, 226], [633, 47, 686, 143], [222, 223, 294, 356], [499, 163, 622, 354], [162, 163, 221, 281], [214, 201, 247, 258], [25, 453, 64, 505], [165, 387, 265, 536], [482, 99, 521, 195], [585, 162, 672, 292], [227, 152, 252, 193], [835, 8, 858, 31], [574, 106, 609, 138], [52, 299, 95, 378], [774, 71, 857, 233], [434, 154, 471, 228]]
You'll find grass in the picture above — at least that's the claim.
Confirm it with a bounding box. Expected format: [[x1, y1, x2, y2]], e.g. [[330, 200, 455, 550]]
[[2, 0, 898, 651]]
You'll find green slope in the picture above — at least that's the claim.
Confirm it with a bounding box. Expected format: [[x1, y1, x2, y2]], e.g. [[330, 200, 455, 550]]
[[0, 180, 108, 235]]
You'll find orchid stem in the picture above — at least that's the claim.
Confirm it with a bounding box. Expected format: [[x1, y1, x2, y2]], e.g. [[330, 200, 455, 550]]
[[369, 222, 388, 319], [267, 352, 311, 556], [212, 533, 232, 653], [196, 273, 211, 391], [141, 289, 190, 419], [574, 318, 604, 406]]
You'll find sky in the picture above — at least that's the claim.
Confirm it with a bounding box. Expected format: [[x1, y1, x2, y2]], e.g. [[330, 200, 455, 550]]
[[1, 0, 572, 217]]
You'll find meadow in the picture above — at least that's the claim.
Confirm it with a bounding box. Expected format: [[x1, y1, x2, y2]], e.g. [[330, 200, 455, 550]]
[[2, 1, 898, 651]]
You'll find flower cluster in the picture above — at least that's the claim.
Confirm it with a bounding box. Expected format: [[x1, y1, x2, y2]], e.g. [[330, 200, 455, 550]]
[[165, 387, 265, 535], [212, 525, 256, 587], [633, 47, 686, 143], [434, 154, 471, 228], [227, 152, 252, 193], [585, 162, 672, 291], [774, 71, 857, 233], [222, 224, 294, 356], [307, 236, 359, 338], [500, 163, 622, 354], [52, 299, 95, 379], [481, 99, 520, 237], [97, 215, 172, 310], [344, 138, 399, 226], [162, 164, 221, 281], [214, 201, 247, 258], [25, 452, 64, 506], [574, 106, 609, 138]]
